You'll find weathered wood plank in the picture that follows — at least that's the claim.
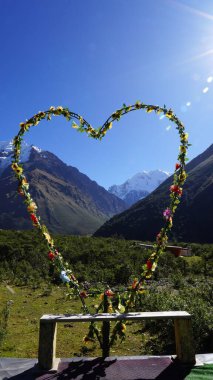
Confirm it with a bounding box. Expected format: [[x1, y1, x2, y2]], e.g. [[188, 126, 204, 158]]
[[40, 311, 191, 323], [174, 318, 196, 364], [38, 320, 57, 370], [38, 311, 196, 369]]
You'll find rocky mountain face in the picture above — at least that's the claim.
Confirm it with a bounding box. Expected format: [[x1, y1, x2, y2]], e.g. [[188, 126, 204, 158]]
[[0, 141, 126, 235], [95, 144, 213, 243], [108, 170, 169, 206]]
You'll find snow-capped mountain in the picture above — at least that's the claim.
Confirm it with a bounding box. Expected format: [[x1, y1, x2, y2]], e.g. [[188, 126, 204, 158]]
[[0, 141, 42, 175], [108, 170, 170, 206], [0, 140, 126, 235], [95, 144, 213, 243]]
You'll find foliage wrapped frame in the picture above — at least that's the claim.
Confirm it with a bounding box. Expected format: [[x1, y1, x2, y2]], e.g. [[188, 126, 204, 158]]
[[11, 101, 190, 347]]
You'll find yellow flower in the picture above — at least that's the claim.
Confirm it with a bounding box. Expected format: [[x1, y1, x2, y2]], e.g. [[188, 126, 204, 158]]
[[168, 217, 173, 228], [83, 336, 93, 344], [179, 170, 187, 183], [27, 202, 37, 213], [57, 106, 63, 112], [54, 106, 63, 115], [135, 101, 141, 109], [16, 166, 23, 174], [138, 289, 146, 294], [11, 163, 23, 175], [43, 232, 52, 243], [180, 145, 187, 153], [112, 110, 121, 119], [166, 111, 173, 119], [146, 107, 153, 113], [72, 122, 79, 129], [181, 133, 189, 142], [108, 304, 113, 313], [157, 108, 163, 114], [21, 177, 29, 190], [87, 126, 93, 133], [121, 323, 126, 332], [108, 122, 113, 129], [151, 262, 157, 271], [38, 112, 46, 118], [20, 122, 31, 132]]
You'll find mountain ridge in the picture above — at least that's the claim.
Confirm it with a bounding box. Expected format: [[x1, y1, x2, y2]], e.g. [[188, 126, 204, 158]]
[[94, 144, 213, 243], [0, 141, 126, 235]]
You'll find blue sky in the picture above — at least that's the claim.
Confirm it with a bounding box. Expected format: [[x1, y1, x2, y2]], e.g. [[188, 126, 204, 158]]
[[0, 0, 213, 188]]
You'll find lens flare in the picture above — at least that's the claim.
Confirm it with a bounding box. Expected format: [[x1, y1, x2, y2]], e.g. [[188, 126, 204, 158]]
[[203, 87, 209, 93], [207, 76, 213, 83]]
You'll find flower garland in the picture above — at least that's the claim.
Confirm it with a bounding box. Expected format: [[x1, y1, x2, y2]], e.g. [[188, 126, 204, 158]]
[[11, 102, 190, 347]]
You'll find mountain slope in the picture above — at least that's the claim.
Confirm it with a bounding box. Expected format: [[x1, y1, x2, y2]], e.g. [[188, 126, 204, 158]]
[[0, 142, 126, 235], [94, 144, 213, 243], [108, 170, 169, 206]]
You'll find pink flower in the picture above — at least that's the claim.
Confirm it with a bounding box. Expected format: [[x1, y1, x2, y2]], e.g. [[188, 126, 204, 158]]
[[156, 233, 162, 243], [163, 208, 172, 220]]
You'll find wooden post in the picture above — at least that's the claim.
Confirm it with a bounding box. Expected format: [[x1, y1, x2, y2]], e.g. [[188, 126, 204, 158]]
[[102, 293, 110, 357], [174, 318, 196, 365], [38, 320, 57, 370]]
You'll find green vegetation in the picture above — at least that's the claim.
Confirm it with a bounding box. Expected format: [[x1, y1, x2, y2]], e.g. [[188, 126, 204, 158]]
[[0, 300, 13, 348], [0, 230, 212, 357]]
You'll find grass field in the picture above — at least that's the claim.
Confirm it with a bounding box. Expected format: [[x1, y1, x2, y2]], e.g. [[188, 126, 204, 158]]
[[0, 233, 212, 358], [0, 284, 149, 358]]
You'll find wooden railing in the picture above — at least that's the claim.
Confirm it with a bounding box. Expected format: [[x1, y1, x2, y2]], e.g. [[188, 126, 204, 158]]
[[38, 311, 196, 370]]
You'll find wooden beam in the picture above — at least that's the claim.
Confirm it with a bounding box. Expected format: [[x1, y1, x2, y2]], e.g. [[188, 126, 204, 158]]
[[174, 318, 196, 365], [38, 311, 196, 370], [40, 311, 191, 323], [38, 320, 57, 370]]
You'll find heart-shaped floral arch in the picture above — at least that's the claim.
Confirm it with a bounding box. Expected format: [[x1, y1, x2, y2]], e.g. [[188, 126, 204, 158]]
[[11, 101, 189, 347]]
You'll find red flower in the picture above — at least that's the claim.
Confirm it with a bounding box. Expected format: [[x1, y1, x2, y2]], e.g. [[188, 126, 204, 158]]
[[170, 185, 182, 196], [83, 336, 90, 343], [131, 279, 138, 289], [146, 260, 152, 270], [105, 289, 114, 297], [48, 252, 55, 261], [18, 187, 24, 196], [30, 214, 38, 224], [80, 291, 87, 298], [175, 163, 181, 170]]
